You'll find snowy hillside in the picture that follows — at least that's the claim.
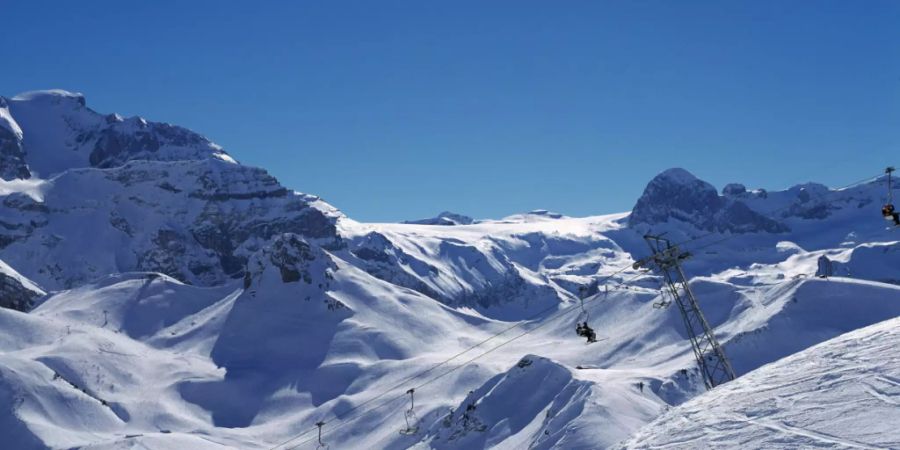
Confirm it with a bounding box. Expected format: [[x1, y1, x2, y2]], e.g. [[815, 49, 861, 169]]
[[0, 90, 898, 449], [618, 315, 900, 449]]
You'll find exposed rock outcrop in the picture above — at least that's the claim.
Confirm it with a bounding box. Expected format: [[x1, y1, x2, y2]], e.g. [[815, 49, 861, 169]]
[[629, 168, 788, 234], [0, 97, 29, 180], [0, 261, 43, 312]]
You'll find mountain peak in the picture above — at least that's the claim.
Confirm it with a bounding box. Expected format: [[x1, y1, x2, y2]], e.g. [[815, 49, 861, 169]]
[[11, 89, 86, 107], [656, 167, 700, 184], [2, 89, 237, 179], [629, 167, 787, 234]]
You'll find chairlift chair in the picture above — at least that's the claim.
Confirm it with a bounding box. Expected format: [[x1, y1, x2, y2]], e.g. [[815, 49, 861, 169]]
[[315, 421, 329, 450], [399, 388, 419, 435]]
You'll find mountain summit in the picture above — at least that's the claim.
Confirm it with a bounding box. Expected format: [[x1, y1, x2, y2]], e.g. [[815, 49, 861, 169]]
[[629, 167, 788, 234], [1, 89, 235, 180]]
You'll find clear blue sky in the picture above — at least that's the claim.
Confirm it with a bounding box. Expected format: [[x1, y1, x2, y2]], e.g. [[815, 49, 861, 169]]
[[3, 1, 899, 222]]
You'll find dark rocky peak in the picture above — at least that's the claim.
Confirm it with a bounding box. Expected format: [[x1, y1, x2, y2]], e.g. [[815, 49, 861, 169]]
[[629, 168, 788, 234], [722, 183, 747, 197]]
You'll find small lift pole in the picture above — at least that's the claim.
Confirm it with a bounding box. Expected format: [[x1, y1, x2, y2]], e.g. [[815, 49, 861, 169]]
[[887, 167, 895, 204]]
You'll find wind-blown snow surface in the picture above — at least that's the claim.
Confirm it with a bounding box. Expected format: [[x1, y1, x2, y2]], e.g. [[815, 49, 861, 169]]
[[1, 90, 899, 449], [618, 315, 900, 449]]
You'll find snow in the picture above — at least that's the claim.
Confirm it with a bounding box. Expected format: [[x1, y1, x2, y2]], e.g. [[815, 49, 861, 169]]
[[1, 94, 899, 449], [0, 158, 339, 290], [7, 90, 102, 177], [11, 89, 87, 103], [6, 244, 897, 449], [5, 90, 235, 179], [0, 177, 47, 201], [414, 355, 662, 450], [403, 211, 475, 226], [33, 273, 237, 340], [0, 259, 45, 295], [0, 99, 24, 138], [618, 316, 900, 449]]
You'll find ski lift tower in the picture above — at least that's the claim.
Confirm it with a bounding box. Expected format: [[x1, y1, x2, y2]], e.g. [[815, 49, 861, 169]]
[[633, 234, 735, 389]]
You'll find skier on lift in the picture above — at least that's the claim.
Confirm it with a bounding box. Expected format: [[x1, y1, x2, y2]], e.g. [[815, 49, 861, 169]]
[[883, 204, 900, 226], [575, 321, 597, 343]]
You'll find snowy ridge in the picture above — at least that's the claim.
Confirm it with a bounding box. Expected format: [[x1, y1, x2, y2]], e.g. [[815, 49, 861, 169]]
[[403, 211, 475, 226], [4, 89, 234, 179], [414, 355, 660, 450], [618, 315, 900, 449]]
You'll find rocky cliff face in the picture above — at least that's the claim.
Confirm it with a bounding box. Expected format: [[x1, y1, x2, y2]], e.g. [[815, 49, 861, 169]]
[[0, 90, 342, 289], [0, 159, 341, 289], [629, 168, 788, 234], [89, 115, 231, 169], [0, 98, 29, 180], [0, 274, 41, 312], [242, 232, 338, 290], [0, 261, 44, 312]]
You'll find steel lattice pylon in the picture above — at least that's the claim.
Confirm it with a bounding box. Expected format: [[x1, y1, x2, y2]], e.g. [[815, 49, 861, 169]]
[[634, 234, 735, 389]]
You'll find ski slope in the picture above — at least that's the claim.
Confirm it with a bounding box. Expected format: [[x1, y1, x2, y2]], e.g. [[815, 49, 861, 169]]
[[618, 316, 900, 449]]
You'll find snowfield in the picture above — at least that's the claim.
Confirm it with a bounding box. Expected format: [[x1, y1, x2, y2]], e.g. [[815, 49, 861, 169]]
[[618, 315, 900, 449], [0, 90, 898, 449]]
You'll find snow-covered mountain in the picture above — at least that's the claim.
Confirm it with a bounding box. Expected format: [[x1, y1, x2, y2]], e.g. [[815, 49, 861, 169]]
[[0, 90, 341, 290], [2, 90, 234, 180], [0, 90, 898, 449]]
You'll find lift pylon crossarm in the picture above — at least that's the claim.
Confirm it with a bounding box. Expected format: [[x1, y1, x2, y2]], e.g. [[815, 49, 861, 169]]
[[638, 234, 736, 390]]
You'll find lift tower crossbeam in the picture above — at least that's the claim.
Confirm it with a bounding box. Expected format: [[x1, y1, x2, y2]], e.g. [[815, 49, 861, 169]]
[[633, 234, 736, 389]]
